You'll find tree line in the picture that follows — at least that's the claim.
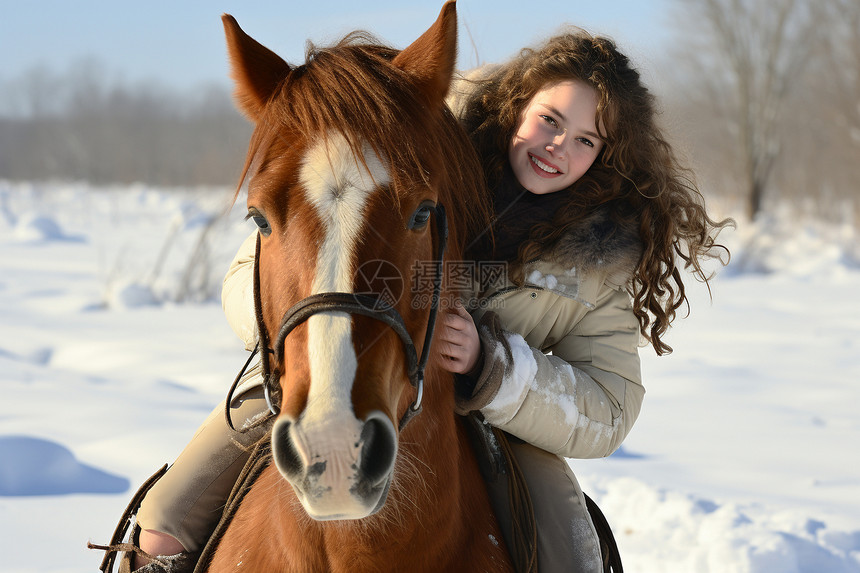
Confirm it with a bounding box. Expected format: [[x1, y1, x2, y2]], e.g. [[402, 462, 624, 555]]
[[1, 0, 857, 223], [0, 60, 251, 187]]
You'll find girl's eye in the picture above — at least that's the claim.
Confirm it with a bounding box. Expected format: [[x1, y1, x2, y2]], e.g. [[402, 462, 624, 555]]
[[577, 137, 595, 148], [246, 208, 272, 236], [539, 114, 559, 128]]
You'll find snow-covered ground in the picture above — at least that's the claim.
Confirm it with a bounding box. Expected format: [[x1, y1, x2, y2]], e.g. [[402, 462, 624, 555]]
[[1, 181, 858, 572]]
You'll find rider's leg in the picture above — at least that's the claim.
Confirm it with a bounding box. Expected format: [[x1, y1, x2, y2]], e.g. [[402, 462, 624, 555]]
[[136, 530, 184, 565], [507, 437, 603, 573], [134, 381, 269, 569]]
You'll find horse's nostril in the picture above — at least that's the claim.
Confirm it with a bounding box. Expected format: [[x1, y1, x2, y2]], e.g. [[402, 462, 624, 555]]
[[272, 419, 303, 480], [358, 414, 396, 485]]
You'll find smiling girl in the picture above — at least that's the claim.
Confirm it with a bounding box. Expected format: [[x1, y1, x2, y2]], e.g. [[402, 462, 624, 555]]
[[438, 30, 732, 571]]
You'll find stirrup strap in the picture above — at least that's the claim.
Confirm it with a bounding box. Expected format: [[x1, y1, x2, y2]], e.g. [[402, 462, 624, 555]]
[[493, 428, 538, 573], [89, 464, 169, 573], [585, 493, 624, 572], [193, 434, 272, 572]]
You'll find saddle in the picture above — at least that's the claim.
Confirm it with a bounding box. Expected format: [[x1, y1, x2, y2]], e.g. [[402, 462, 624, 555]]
[[90, 415, 622, 573], [460, 412, 623, 573]]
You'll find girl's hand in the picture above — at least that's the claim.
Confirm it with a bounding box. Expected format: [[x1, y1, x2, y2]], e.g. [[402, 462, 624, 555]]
[[438, 300, 482, 375]]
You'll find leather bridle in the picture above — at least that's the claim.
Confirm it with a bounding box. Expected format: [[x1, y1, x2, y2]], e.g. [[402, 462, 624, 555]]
[[226, 203, 447, 433]]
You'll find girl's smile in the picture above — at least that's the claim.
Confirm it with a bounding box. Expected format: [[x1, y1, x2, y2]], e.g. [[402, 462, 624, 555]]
[[528, 152, 563, 176]]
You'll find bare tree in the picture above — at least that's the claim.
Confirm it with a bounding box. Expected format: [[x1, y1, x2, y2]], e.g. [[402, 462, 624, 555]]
[[671, 0, 818, 220], [816, 0, 860, 167]]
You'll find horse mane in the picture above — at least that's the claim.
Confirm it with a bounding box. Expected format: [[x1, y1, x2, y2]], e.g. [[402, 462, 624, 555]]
[[237, 31, 492, 264]]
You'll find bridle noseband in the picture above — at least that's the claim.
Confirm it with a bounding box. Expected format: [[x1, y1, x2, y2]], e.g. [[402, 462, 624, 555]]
[[227, 203, 447, 433]]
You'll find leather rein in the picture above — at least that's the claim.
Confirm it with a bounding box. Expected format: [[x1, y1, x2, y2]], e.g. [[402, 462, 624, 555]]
[[226, 204, 448, 433]]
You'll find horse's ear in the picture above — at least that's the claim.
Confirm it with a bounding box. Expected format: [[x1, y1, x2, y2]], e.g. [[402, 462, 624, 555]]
[[392, 0, 458, 104], [222, 14, 292, 121]]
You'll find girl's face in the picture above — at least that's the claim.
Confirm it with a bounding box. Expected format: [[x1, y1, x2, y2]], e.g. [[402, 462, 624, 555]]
[[508, 80, 604, 195]]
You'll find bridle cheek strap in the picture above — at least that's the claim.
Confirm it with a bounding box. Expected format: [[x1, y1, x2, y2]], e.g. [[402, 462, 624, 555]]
[[244, 204, 447, 432]]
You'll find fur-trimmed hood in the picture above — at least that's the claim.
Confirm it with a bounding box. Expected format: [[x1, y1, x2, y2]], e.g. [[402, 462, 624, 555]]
[[484, 204, 643, 308], [548, 203, 643, 279]]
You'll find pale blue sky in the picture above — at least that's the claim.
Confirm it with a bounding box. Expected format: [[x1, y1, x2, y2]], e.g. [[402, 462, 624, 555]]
[[2, 0, 674, 90]]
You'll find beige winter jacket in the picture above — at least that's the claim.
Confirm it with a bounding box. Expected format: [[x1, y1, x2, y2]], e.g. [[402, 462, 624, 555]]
[[457, 246, 644, 460], [222, 232, 259, 353], [443, 67, 644, 459]]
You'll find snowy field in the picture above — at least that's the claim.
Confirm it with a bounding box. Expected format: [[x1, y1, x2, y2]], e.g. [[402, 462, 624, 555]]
[[1, 180, 858, 572]]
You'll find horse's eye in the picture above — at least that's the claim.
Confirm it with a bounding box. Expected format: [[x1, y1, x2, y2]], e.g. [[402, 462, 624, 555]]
[[247, 208, 272, 236], [408, 203, 435, 230]]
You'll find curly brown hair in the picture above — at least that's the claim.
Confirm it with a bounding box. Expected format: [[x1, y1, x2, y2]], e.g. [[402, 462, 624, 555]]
[[460, 29, 734, 355]]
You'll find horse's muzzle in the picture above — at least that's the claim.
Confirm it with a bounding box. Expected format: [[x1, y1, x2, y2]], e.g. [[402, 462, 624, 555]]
[[271, 410, 396, 520]]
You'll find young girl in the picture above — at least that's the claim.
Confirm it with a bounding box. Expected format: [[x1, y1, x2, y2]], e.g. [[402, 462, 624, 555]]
[[130, 28, 730, 573], [435, 30, 730, 571]]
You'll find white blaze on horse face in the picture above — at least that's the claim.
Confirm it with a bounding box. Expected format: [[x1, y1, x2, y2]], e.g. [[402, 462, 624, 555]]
[[300, 133, 389, 419], [294, 133, 392, 517]]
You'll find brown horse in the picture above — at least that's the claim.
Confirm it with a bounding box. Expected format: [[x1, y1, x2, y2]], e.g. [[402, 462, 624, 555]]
[[206, 3, 514, 571]]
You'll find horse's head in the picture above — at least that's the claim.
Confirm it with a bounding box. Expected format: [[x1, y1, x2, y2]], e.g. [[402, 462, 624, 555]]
[[222, 1, 488, 521]]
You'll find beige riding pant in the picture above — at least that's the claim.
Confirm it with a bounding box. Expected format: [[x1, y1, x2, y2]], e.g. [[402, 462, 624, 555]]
[[496, 436, 603, 572], [136, 391, 602, 572], [136, 385, 269, 553]]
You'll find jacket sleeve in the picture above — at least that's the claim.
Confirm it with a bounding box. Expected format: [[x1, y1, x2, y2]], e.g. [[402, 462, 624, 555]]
[[222, 231, 259, 351], [454, 285, 645, 459]]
